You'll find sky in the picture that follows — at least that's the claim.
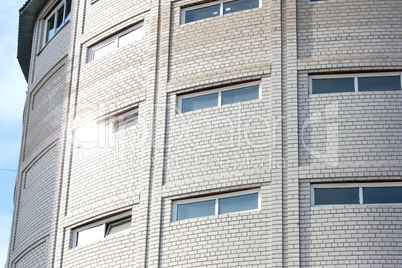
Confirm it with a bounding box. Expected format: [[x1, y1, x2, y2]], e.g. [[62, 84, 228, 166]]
[[0, 0, 29, 266]]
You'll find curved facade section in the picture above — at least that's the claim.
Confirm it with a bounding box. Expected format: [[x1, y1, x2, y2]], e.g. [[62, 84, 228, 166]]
[[7, 0, 402, 267]]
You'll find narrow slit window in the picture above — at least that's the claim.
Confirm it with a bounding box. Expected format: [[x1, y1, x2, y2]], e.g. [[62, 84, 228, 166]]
[[362, 187, 402, 204], [112, 108, 138, 133], [46, 15, 55, 43], [182, 0, 260, 24], [312, 184, 402, 206], [185, 4, 220, 23], [88, 23, 144, 62], [223, 0, 259, 15], [219, 192, 258, 214], [179, 81, 260, 113], [173, 189, 260, 221], [311, 78, 355, 94], [314, 187, 359, 205], [310, 73, 402, 94], [105, 217, 132, 236], [221, 84, 259, 105], [182, 93, 219, 113], [73, 213, 131, 248], [358, 76, 401, 92]]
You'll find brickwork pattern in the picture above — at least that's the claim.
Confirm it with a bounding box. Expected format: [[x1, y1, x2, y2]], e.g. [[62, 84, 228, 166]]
[[300, 181, 402, 267], [13, 146, 57, 259], [6, 0, 402, 267]]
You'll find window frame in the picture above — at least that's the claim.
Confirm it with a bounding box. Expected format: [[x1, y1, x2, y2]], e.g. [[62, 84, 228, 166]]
[[311, 183, 402, 206], [177, 81, 261, 113], [309, 72, 402, 95], [172, 189, 261, 222], [72, 211, 131, 248], [110, 108, 138, 133], [181, 0, 262, 24], [87, 22, 144, 63], [43, 0, 71, 45]]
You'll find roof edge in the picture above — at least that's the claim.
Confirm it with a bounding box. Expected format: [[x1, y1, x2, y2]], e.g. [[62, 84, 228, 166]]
[[17, 0, 50, 81]]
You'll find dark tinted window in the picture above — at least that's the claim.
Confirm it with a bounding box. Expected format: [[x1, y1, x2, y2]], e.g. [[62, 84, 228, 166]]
[[56, 7, 64, 31], [314, 188, 359, 205], [46, 15, 55, 42], [312, 78, 355, 94], [223, 0, 259, 15], [358, 76, 401, 92], [65, 0, 71, 22], [363, 187, 402, 204], [185, 4, 220, 23]]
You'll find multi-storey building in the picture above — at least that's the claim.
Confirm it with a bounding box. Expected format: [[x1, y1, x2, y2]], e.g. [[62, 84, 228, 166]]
[[7, 0, 402, 267]]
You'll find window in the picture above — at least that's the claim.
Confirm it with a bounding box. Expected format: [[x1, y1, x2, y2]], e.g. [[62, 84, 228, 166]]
[[88, 23, 144, 62], [44, 0, 71, 44], [178, 81, 260, 113], [173, 189, 260, 221], [73, 213, 131, 248], [312, 184, 402, 206], [310, 72, 402, 94], [182, 0, 260, 24], [111, 108, 138, 132]]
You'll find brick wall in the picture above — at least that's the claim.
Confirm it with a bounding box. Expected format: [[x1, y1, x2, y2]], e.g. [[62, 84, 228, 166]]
[[7, 0, 402, 267]]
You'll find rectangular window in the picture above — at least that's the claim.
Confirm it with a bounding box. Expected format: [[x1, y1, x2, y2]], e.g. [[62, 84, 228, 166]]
[[112, 108, 138, 133], [178, 81, 261, 113], [88, 23, 144, 62], [314, 187, 359, 205], [182, 93, 219, 113], [312, 184, 402, 206], [362, 187, 402, 204], [182, 0, 260, 24], [44, 0, 72, 44], [73, 213, 131, 248], [173, 189, 260, 222], [310, 72, 402, 94]]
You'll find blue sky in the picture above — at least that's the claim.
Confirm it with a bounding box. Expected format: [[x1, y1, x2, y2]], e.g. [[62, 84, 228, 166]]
[[0, 0, 29, 266]]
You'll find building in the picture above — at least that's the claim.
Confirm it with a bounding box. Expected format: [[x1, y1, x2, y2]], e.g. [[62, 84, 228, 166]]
[[6, 0, 402, 267]]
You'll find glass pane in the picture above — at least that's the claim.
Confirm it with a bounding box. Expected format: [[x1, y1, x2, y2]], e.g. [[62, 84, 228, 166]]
[[105, 217, 131, 236], [312, 78, 355, 94], [118, 26, 144, 47], [177, 199, 215, 221], [76, 224, 104, 247], [182, 93, 218, 113], [363, 187, 402, 204], [56, 7, 64, 31], [219, 193, 258, 214], [185, 4, 220, 23], [114, 113, 138, 132], [358, 76, 401, 92], [221, 85, 259, 105], [223, 0, 259, 15], [65, 0, 71, 22], [314, 188, 359, 205], [46, 15, 55, 42], [92, 41, 116, 61]]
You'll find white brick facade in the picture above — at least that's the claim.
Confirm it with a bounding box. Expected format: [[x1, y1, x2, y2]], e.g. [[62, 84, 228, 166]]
[[7, 0, 402, 267]]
